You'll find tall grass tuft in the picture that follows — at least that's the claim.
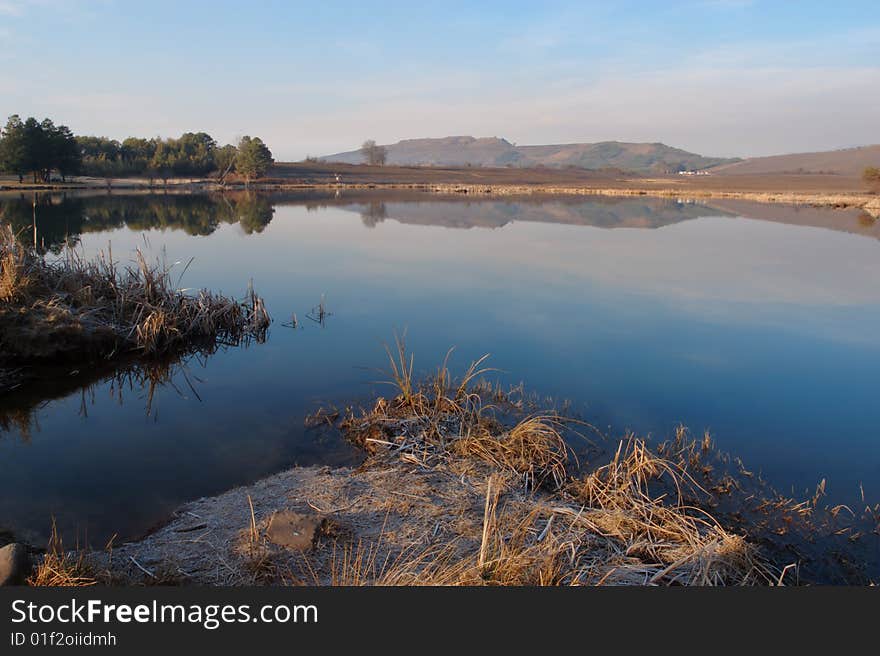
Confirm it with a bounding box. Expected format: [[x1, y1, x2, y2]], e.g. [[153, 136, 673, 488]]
[[324, 337, 785, 586], [27, 520, 97, 587], [0, 225, 270, 363]]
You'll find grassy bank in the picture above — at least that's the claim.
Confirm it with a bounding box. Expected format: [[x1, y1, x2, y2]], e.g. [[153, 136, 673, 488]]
[[28, 338, 878, 587], [0, 225, 269, 388], [333, 183, 880, 217]]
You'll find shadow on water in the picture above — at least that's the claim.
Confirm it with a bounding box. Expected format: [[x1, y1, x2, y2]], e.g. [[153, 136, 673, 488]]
[[0, 346, 222, 442], [0, 339, 361, 547]]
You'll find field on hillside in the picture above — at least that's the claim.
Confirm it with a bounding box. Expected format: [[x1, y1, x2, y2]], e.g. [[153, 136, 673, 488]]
[[267, 162, 869, 195], [1, 164, 871, 199], [713, 145, 880, 177]]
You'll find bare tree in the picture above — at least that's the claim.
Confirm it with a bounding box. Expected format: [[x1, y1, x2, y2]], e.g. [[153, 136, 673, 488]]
[[864, 166, 880, 191], [361, 139, 387, 166]]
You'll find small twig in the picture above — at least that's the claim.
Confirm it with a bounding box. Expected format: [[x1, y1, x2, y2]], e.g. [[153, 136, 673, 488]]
[[247, 494, 258, 544], [129, 556, 157, 579], [306, 498, 362, 514], [537, 515, 555, 542], [479, 475, 499, 570], [388, 490, 431, 501], [776, 563, 797, 586]]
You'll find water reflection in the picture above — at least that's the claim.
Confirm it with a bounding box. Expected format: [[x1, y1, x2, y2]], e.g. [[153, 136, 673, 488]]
[[2, 190, 876, 253], [359, 201, 388, 228], [1, 191, 879, 546], [351, 196, 720, 230], [1, 349, 215, 443], [0, 192, 275, 250], [0, 335, 359, 545]]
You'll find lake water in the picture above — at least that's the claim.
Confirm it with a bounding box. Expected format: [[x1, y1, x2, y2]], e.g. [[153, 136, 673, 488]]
[[2, 191, 880, 546]]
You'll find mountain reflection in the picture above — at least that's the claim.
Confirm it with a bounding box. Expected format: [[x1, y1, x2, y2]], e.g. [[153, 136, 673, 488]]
[[350, 197, 719, 230]]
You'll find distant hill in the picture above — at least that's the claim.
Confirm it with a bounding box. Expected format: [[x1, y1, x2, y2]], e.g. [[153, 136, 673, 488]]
[[321, 136, 737, 174], [711, 145, 880, 176]]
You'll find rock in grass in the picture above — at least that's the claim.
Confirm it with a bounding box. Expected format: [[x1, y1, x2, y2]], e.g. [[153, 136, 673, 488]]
[[266, 511, 321, 551], [0, 543, 31, 586]]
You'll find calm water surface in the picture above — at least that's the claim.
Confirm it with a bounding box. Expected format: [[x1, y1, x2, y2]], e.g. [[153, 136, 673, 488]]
[[1, 192, 879, 545]]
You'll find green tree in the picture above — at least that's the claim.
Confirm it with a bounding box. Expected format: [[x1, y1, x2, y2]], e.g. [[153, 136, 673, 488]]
[[173, 132, 217, 176], [0, 115, 30, 183], [23, 118, 46, 182], [3, 115, 246, 183], [214, 144, 238, 183], [77, 135, 123, 177], [121, 137, 157, 173], [149, 140, 176, 184], [235, 136, 273, 187], [77, 135, 122, 162], [1, 116, 80, 182], [46, 122, 81, 181]]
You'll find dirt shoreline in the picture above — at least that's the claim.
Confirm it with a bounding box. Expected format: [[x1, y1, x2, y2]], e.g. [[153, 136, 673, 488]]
[[90, 461, 475, 585]]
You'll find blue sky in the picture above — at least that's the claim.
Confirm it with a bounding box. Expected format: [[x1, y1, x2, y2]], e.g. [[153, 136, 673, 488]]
[[1, 0, 878, 159]]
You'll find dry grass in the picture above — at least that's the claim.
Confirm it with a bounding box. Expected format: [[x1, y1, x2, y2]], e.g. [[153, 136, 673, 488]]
[[310, 442, 772, 586], [346, 334, 568, 490], [325, 541, 473, 586], [561, 438, 771, 585], [317, 340, 784, 586], [27, 521, 97, 587], [0, 225, 270, 364], [455, 416, 569, 490]]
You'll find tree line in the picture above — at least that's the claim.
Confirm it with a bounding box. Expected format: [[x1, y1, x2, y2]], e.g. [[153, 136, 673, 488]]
[[0, 114, 274, 185]]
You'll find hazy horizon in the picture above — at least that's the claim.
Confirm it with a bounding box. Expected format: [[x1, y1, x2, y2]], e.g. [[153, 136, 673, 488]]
[[2, 0, 878, 161]]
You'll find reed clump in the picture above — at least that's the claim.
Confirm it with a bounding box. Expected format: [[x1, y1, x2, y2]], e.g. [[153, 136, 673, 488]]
[[313, 454, 771, 586], [320, 339, 788, 586], [341, 334, 571, 490], [0, 225, 270, 365], [27, 521, 97, 587], [558, 438, 770, 585]]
